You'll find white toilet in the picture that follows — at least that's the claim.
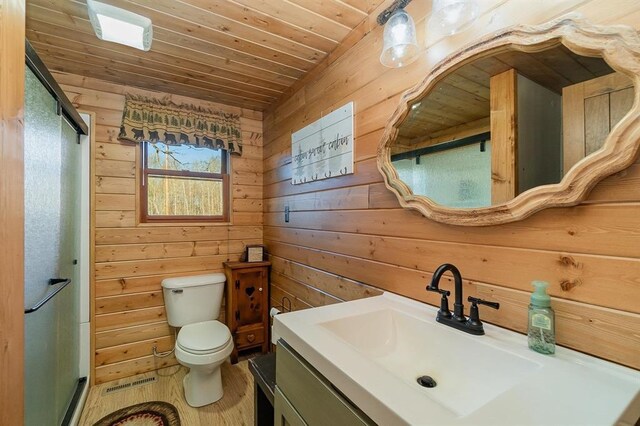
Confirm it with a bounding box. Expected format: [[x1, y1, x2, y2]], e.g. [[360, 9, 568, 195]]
[[161, 273, 234, 407]]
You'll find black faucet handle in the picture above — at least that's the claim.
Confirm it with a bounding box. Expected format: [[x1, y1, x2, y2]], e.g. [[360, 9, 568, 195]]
[[426, 286, 450, 296], [427, 286, 452, 319], [468, 296, 500, 310], [465, 297, 499, 333]]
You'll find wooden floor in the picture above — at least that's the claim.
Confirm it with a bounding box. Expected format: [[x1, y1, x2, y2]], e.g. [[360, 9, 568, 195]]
[[78, 361, 254, 425]]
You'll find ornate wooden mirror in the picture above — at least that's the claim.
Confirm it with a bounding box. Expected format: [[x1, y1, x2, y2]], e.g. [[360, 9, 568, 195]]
[[378, 17, 640, 226]]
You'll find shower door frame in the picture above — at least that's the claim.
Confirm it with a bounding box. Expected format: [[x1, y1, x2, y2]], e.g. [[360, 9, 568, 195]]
[[23, 40, 90, 425], [66, 111, 94, 425]]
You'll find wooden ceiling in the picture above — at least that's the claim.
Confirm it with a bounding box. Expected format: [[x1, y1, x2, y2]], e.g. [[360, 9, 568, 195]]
[[397, 44, 618, 146], [26, 0, 385, 111]]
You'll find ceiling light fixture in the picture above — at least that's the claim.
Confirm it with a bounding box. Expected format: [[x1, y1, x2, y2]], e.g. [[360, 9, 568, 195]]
[[378, 0, 420, 68], [87, 0, 153, 51], [428, 0, 479, 36]]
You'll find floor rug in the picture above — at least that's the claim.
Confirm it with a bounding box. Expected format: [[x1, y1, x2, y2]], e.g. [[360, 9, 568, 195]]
[[93, 401, 181, 426]]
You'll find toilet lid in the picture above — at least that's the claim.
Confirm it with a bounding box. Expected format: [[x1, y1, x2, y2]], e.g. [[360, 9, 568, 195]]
[[177, 321, 231, 354]]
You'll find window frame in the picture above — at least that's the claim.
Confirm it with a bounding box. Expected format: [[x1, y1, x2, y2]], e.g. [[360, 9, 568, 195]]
[[140, 141, 230, 223]]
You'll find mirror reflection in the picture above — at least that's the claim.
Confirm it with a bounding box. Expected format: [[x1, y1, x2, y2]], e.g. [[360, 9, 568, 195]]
[[391, 43, 634, 208]]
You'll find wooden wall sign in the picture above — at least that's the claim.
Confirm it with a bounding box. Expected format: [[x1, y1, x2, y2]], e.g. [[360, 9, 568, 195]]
[[292, 102, 354, 184]]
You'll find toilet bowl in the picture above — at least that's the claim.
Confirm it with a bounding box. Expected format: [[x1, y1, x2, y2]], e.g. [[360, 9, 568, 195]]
[[161, 273, 234, 407], [175, 320, 234, 407]]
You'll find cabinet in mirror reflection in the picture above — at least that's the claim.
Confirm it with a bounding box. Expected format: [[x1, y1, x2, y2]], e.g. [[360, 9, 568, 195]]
[[390, 44, 633, 209]]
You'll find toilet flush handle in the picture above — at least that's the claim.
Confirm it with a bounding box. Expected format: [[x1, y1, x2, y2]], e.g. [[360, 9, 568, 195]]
[[172, 289, 183, 294]]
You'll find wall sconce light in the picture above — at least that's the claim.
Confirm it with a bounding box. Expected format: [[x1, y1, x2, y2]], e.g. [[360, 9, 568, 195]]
[[87, 0, 153, 51], [378, 0, 420, 68], [428, 0, 479, 36]]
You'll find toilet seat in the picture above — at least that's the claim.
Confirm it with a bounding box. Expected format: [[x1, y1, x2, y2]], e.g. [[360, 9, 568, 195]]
[[177, 320, 231, 355]]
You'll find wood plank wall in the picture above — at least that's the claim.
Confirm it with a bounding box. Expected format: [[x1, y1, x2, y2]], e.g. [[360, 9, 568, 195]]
[[52, 71, 264, 384], [263, 0, 640, 370], [0, 0, 25, 422]]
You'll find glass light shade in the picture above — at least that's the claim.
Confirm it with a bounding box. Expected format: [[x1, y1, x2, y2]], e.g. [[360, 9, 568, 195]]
[[380, 9, 420, 68], [87, 0, 153, 51], [429, 0, 479, 36]]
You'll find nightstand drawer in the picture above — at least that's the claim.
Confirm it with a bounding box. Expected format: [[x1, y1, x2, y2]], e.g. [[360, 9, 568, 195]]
[[235, 324, 265, 348]]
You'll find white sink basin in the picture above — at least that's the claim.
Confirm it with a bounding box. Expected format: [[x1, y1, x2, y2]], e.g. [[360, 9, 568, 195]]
[[274, 292, 640, 425], [321, 308, 540, 417]]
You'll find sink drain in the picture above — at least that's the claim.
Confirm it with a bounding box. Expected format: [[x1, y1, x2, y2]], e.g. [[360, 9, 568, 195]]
[[417, 375, 437, 388]]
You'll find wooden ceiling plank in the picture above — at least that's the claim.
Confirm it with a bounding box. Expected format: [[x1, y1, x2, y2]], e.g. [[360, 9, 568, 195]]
[[444, 74, 491, 100], [27, 23, 295, 92], [231, 0, 351, 42], [416, 100, 484, 124], [122, 0, 324, 62], [31, 42, 278, 101], [149, 39, 295, 86], [571, 51, 616, 76], [495, 50, 573, 93], [26, 28, 287, 95], [152, 26, 306, 78], [470, 56, 514, 77], [286, 0, 367, 28], [455, 63, 492, 88], [31, 43, 278, 102], [421, 83, 489, 119], [402, 106, 464, 127], [530, 45, 597, 84], [40, 54, 275, 108], [36, 0, 319, 68], [399, 86, 491, 139], [100, 0, 319, 70], [41, 56, 269, 110], [26, 4, 301, 84], [178, 0, 337, 53], [399, 116, 462, 137], [435, 82, 490, 110], [403, 105, 467, 129], [26, 0, 398, 111], [28, 1, 307, 79], [337, 0, 386, 14]]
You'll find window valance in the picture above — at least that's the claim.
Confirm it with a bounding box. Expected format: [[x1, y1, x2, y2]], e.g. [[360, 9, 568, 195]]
[[118, 95, 243, 155]]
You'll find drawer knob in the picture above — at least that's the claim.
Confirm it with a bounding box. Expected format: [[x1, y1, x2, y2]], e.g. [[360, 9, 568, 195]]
[[247, 334, 255, 343], [258, 287, 263, 292]]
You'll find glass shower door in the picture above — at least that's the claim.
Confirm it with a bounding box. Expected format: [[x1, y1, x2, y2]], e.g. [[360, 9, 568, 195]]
[[24, 68, 82, 426]]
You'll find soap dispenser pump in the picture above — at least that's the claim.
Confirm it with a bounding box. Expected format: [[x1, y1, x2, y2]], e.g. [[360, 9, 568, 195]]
[[528, 281, 555, 354]]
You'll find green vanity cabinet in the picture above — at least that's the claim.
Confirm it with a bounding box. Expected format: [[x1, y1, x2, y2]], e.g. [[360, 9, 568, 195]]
[[274, 387, 307, 426], [274, 340, 375, 426]]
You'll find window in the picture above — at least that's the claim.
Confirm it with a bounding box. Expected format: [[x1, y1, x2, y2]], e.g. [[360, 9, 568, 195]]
[[141, 141, 229, 222]]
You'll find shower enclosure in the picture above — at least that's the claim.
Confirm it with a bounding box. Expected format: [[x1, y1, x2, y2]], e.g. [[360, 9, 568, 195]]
[[23, 42, 89, 426]]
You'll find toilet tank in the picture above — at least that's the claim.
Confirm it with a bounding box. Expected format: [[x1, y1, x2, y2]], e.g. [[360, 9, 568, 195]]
[[161, 273, 226, 327]]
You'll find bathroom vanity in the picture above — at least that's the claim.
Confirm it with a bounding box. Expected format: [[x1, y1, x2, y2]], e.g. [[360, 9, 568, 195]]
[[275, 340, 374, 425], [273, 293, 640, 425]]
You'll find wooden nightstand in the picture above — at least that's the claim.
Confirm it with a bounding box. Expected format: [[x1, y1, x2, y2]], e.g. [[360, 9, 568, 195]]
[[224, 261, 270, 364]]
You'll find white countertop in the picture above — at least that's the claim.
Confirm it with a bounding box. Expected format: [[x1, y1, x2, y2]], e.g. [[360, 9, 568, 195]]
[[274, 292, 640, 425]]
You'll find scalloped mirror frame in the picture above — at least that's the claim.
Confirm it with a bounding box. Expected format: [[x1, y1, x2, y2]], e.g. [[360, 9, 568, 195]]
[[378, 17, 640, 226]]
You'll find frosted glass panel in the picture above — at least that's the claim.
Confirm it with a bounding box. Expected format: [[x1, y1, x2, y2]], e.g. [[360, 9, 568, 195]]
[[24, 69, 81, 426], [56, 119, 82, 413], [24, 67, 61, 307], [393, 142, 491, 208]]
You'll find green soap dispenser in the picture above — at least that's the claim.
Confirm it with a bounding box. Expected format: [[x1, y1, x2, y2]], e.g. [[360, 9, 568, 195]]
[[528, 281, 555, 354]]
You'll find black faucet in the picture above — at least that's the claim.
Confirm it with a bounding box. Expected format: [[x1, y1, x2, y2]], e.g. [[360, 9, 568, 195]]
[[426, 263, 499, 335]]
